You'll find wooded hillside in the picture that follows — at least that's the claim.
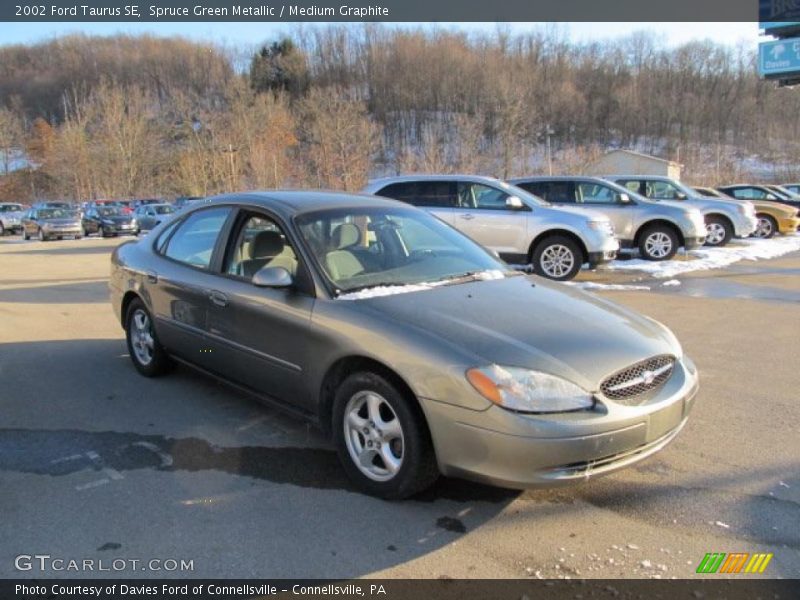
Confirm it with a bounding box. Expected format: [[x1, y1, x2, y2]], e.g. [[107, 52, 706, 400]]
[[1, 26, 797, 202]]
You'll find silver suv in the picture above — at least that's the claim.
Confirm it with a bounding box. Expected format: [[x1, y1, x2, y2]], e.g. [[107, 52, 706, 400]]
[[606, 176, 758, 247], [510, 176, 707, 261], [0, 202, 26, 235], [364, 175, 619, 281]]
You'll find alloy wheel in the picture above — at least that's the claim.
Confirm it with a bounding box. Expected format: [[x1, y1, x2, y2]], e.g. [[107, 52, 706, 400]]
[[753, 217, 773, 239], [705, 222, 726, 245], [130, 309, 155, 366], [540, 244, 575, 279], [644, 232, 673, 259], [343, 391, 405, 482]]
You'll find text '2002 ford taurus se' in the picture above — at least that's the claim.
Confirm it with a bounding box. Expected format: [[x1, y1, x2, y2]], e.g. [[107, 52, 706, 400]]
[[110, 191, 699, 499]]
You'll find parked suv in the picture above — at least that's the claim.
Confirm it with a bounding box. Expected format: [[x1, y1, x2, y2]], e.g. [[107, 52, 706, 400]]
[[364, 175, 619, 280], [511, 177, 707, 261], [606, 176, 757, 247]]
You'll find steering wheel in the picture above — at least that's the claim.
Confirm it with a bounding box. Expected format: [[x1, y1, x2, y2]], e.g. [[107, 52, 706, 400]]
[[408, 248, 436, 262]]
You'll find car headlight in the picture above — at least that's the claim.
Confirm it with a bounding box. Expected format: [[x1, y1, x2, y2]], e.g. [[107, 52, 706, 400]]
[[588, 220, 613, 234], [466, 365, 595, 413]]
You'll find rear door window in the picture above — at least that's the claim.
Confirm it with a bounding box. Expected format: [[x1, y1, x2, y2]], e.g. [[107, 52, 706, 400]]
[[378, 181, 457, 208], [162, 207, 232, 270]]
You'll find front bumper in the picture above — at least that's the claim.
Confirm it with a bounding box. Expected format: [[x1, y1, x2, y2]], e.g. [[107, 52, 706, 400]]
[[585, 235, 620, 266], [683, 236, 706, 251], [44, 227, 82, 237], [421, 357, 698, 489], [777, 215, 800, 234], [732, 214, 758, 237]]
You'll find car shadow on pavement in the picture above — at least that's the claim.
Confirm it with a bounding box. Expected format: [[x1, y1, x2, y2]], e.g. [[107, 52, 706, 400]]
[[0, 338, 518, 577]]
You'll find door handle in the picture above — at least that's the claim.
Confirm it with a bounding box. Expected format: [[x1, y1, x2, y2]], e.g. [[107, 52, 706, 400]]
[[208, 290, 228, 308], [146, 270, 158, 284], [459, 214, 475, 220]]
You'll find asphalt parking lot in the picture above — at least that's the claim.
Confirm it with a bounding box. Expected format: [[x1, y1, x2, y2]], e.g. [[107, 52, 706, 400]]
[[0, 234, 798, 579]]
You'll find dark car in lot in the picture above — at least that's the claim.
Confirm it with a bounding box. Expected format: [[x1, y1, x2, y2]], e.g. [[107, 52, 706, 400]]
[[82, 206, 138, 237], [21, 207, 83, 241], [110, 191, 698, 499]]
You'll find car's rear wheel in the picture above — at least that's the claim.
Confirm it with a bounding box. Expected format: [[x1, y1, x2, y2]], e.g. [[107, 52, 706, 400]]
[[125, 299, 173, 377], [753, 214, 777, 239], [639, 225, 678, 261], [332, 372, 439, 499], [532, 235, 582, 281], [704, 215, 733, 247]]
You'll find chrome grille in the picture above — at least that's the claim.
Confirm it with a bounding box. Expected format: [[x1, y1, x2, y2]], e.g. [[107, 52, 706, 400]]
[[600, 355, 675, 402]]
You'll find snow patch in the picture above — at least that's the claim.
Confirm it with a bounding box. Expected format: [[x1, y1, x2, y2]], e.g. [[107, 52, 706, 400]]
[[566, 282, 651, 292], [336, 270, 506, 300], [609, 235, 800, 278], [662, 279, 681, 287]]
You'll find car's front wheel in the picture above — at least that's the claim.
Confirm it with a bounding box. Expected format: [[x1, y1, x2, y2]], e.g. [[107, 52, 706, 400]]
[[639, 225, 678, 261], [704, 215, 733, 247], [332, 372, 439, 499], [753, 214, 777, 239], [38, 228, 47, 242], [532, 235, 582, 281], [125, 299, 173, 377], [21, 227, 28, 240]]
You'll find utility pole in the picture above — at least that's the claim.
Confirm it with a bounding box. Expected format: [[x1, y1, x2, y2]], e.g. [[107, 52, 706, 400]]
[[223, 144, 237, 191], [544, 125, 555, 176]]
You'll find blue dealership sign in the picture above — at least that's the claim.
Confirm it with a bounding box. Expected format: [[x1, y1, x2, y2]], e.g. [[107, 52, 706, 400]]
[[760, 0, 800, 23], [759, 37, 800, 77]]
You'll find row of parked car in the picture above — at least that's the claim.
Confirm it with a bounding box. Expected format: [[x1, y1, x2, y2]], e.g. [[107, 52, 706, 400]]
[[364, 175, 800, 280], [0, 198, 185, 242], [2, 177, 799, 280]]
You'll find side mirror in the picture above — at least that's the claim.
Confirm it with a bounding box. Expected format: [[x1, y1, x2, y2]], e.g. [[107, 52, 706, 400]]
[[618, 193, 632, 204], [252, 266, 293, 288], [676, 192, 688, 200], [506, 196, 525, 210]]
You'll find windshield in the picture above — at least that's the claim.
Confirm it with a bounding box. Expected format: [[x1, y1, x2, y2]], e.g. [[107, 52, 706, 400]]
[[39, 209, 78, 219], [0, 204, 23, 212], [97, 207, 124, 217], [296, 207, 516, 295], [154, 205, 175, 215]]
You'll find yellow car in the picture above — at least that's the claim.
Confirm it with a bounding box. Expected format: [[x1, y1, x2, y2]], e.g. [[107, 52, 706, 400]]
[[694, 187, 800, 239]]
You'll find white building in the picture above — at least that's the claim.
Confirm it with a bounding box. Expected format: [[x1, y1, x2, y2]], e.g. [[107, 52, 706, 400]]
[[587, 149, 682, 179]]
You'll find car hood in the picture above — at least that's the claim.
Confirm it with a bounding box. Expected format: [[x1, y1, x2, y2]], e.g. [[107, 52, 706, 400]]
[[353, 276, 681, 391], [685, 195, 749, 212], [753, 201, 798, 216], [2, 210, 24, 219], [102, 215, 134, 223]]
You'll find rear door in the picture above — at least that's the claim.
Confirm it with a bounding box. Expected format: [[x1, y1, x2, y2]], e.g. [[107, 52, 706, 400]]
[[148, 206, 234, 369], [452, 181, 530, 255]]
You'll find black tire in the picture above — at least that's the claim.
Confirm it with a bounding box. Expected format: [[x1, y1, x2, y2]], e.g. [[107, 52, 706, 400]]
[[531, 235, 583, 281], [753, 214, 777, 239], [125, 298, 173, 377], [21, 227, 28, 241], [704, 215, 733, 247], [98, 225, 106, 238], [332, 371, 439, 499], [638, 224, 678, 261], [0, 222, 5, 236], [38, 228, 47, 242]]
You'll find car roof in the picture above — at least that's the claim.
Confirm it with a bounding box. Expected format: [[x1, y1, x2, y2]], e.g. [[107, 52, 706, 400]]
[[200, 190, 405, 218], [366, 174, 503, 187], [508, 175, 606, 183]]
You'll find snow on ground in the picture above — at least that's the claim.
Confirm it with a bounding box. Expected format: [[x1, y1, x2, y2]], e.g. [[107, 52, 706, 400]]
[[608, 235, 800, 279], [566, 282, 651, 292], [661, 279, 681, 287]]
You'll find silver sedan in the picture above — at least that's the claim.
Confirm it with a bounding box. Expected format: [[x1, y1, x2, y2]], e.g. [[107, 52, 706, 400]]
[[110, 192, 698, 499]]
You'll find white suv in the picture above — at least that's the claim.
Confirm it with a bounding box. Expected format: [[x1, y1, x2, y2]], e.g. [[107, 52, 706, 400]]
[[364, 175, 619, 281]]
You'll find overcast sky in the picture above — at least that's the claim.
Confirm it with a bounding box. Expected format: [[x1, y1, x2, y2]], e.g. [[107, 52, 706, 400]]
[[0, 21, 763, 48]]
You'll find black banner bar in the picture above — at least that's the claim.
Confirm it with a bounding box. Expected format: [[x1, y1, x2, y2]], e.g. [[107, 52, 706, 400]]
[[3, 579, 800, 600], [0, 0, 760, 22]]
